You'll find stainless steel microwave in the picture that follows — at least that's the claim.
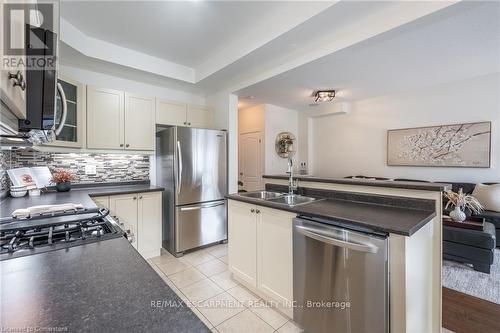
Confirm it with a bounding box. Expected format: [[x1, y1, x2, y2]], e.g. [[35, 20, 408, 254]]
[[18, 24, 66, 138]]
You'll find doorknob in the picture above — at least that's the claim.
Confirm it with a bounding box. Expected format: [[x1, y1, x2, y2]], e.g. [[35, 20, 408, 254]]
[[239, 172, 243, 176]]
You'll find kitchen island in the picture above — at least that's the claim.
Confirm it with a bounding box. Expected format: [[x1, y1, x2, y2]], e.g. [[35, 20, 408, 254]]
[[228, 175, 449, 333]]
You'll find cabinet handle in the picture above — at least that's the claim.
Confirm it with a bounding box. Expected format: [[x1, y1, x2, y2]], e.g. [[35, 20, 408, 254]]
[[250, 209, 255, 213], [133, 197, 137, 200], [256, 209, 260, 214], [188, 122, 191, 126], [126, 144, 130, 148], [183, 122, 187, 125], [139, 196, 143, 199], [8, 71, 22, 81], [120, 144, 124, 147], [9, 71, 26, 91]]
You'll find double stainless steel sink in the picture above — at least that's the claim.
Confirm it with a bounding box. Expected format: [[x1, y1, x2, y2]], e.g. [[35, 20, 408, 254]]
[[238, 191, 318, 207]]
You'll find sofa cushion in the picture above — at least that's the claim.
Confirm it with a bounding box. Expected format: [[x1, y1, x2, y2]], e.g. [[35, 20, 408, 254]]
[[472, 183, 500, 213], [443, 243, 494, 265], [443, 222, 496, 249], [476, 210, 500, 227]]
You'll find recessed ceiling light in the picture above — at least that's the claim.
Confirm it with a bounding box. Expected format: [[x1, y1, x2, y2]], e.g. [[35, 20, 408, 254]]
[[314, 90, 336, 103], [244, 95, 255, 100]]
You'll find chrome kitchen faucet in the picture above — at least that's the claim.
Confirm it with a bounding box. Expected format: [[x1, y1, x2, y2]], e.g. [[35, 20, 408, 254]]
[[287, 157, 298, 195]]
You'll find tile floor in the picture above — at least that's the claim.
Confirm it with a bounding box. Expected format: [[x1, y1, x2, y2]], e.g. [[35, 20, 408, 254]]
[[148, 243, 302, 333], [148, 243, 456, 333]]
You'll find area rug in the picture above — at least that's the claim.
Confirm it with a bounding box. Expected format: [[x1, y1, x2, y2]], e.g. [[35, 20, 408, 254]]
[[442, 249, 500, 304]]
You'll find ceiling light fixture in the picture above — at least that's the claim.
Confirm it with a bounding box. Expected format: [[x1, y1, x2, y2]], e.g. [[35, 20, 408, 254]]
[[314, 90, 336, 103]]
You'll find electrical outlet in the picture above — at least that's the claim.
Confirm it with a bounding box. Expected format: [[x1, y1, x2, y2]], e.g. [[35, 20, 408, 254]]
[[85, 165, 97, 175]]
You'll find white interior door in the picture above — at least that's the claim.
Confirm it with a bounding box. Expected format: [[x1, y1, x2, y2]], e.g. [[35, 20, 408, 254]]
[[239, 131, 263, 192]]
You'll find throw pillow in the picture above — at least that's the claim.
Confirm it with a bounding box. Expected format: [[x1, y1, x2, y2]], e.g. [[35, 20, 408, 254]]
[[472, 183, 500, 213]]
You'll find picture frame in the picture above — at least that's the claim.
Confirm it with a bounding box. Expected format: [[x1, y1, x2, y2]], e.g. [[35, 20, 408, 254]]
[[387, 121, 492, 168]]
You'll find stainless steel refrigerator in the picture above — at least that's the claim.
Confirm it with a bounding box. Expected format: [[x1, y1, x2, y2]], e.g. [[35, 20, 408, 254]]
[[156, 126, 227, 256]]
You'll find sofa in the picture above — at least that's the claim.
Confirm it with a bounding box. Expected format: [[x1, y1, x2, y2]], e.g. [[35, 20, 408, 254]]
[[346, 176, 500, 244]]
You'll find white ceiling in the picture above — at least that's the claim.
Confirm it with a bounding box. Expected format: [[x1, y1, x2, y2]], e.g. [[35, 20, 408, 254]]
[[58, 1, 483, 100], [61, 1, 289, 67], [236, 1, 500, 111]]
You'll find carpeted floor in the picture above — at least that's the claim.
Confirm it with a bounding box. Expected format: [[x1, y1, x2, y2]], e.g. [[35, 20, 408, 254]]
[[442, 249, 500, 304]]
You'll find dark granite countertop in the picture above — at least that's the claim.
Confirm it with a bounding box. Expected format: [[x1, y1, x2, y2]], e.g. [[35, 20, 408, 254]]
[[0, 237, 209, 332], [226, 193, 436, 236], [263, 174, 451, 192], [0, 183, 164, 218]]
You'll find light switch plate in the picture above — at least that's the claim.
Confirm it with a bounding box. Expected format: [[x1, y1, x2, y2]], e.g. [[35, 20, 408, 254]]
[[85, 165, 97, 175]]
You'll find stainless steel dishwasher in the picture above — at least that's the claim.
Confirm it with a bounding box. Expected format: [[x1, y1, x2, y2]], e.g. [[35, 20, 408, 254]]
[[293, 216, 389, 333]]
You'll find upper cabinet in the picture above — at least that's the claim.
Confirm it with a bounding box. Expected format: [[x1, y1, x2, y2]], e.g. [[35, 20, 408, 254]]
[[48, 76, 86, 148], [87, 86, 124, 150], [124, 93, 155, 150], [0, 2, 26, 119], [156, 99, 186, 127], [156, 98, 213, 128], [86, 87, 155, 151], [188, 104, 213, 128]]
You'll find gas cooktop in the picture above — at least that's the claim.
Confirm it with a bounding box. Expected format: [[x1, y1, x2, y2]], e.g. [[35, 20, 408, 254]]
[[0, 207, 126, 260]]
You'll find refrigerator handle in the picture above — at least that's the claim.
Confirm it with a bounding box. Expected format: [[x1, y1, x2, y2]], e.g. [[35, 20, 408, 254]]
[[177, 140, 183, 194]]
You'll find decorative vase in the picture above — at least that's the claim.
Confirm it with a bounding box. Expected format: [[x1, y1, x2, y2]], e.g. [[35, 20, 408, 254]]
[[450, 206, 466, 222], [56, 181, 71, 192]]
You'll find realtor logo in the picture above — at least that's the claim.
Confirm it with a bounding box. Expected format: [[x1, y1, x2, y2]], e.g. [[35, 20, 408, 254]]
[[2, 1, 58, 69]]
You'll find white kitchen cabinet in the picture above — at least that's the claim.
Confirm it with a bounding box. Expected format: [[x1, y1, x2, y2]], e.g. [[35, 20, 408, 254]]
[[228, 200, 258, 288], [124, 93, 155, 150], [228, 200, 295, 316], [137, 191, 162, 258], [0, 3, 26, 119], [87, 86, 124, 149], [156, 99, 187, 127], [47, 75, 86, 148], [156, 99, 213, 128], [257, 207, 294, 316], [87, 87, 155, 151], [108, 191, 162, 259], [109, 193, 138, 249], [187, 104, 213, 128], [92, 195, 109, 209]]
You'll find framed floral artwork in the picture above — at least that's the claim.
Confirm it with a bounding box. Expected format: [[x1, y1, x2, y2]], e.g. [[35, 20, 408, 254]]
[[387, 121, 491, 167]]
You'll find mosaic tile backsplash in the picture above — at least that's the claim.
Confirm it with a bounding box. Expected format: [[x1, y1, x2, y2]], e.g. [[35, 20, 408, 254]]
[[1, 150, 150, 192]]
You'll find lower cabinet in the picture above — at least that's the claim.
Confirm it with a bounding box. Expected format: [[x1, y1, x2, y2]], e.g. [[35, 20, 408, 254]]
[[137, 192, 162, 258], [93, 191, 162, 259], [228, 200, 294, 317], [228, 200, 258, 287]]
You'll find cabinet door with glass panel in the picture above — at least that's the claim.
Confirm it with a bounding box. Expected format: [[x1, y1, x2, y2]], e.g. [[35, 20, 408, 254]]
[[49, 75, 86, 148]]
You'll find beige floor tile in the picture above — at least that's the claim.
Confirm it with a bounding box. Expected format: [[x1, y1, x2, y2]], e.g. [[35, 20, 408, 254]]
[[210, 270, 238, 290], [207, 244, 228, 258], [197, 292, 245, 327], [169, 267, 207, 289], [180, 279, 224, 302], [277, 321, 304, 333], [196, 259, 228, 277], [216, 309, 274, 333], [157, 258, 190, 276], [226, 285, 261, 307], [249, 301, 288, 330], [183, 251, 218, 266], [151, 251, 175, 264], [219, 255, 228, 264]]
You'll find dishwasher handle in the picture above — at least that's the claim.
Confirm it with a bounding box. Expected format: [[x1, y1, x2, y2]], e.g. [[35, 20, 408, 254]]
[[295, 225, 379, 254]]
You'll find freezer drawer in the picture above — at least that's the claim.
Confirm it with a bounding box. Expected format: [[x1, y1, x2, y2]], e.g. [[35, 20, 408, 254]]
[[293, 217, 388, 333], [175, 200, 227, 253]]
